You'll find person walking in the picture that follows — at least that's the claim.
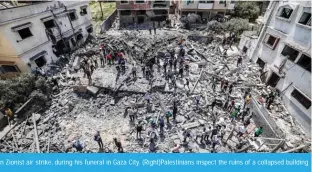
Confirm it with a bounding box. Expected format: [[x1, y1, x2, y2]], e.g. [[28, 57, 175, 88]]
[[94, 131, 104, 149], [136, 123, 143, 139], [113, 138, 123, 152], [132, 64, 137, 78]]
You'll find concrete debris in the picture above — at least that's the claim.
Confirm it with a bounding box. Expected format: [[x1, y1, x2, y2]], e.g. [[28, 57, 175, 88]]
[[0, 15, 310, 154]]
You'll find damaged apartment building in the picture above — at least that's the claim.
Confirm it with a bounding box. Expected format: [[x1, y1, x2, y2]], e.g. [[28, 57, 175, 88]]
[[116, 0, 170, 26], [0, 1, 92, 75], [173, 0, 235, 22], [239, 0, 311, 135]]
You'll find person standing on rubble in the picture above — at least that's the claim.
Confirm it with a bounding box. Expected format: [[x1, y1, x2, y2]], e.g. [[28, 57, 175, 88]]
[[106, 52, 112, 65], [136, 122, 143, 139], [211, 77, 216, 91], [169, 58, 173, 69], [237, 56, 243, 67], [153, 26, 156, 35], [173, 58, 177, 71], [231, 106, 239, 122], [220, 79, 225, 91], [145, 92, 151, 104], [184, 78, 190, 90], [179, 65, 183, 78], [237, 124, 247, 137], [244, 94, 251, 109], [132, 64, 137, 78], [159, 116, 165, 135], [149, 26, 152, 35], [120, 58, 126, 74], [128, 107, 135, 122], [254, 127, 263, 137], [142, 65, 146, 77], [113, 138, 123, 153], [196, 95, 200, 109], [241, 107, 250, 122], [208, 99, 217, 112], [94, 131, 104, 150], [223, 81, 229, 92], [229, 83, 234, 94], [72, 140, 84, 152], [165, 110, 172, 124], [172, 102, 177, 121], [163, 59, 168, 74]]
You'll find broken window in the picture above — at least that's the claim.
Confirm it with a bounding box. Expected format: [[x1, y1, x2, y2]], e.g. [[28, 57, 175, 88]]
[[296, 54, 311, 72], [135, 0, 145, 3], [18, 28, 33, 39], [76, 34, 83, 41], [281, 45, 299, 62], [298, 12, 311, 26], [80, 7, 87, 16], [264, 34, 279, 49], [0, 65, 20, 74], [87, 27, 93, 33], [43, 19, 56, 29], [120, 10, 131, 16], [219, 0, 226, 4], [291, 89, 311, 109], [120, 1, 128, 3], [34, 56, 46, 68], [69, 12, 78, 21], [256, 58, 266, 68], [279, 8, 293, 19]]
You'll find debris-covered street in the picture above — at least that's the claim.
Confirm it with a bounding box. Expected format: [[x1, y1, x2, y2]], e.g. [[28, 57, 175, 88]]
[[1, 19, 310, 153]]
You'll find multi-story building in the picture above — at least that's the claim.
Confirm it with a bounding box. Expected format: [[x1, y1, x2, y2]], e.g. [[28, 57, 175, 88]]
[[116, 0, 170, 26], [249, 0, 311, 135], [0, 1, 92, 75], [175, 0, 235, 22]]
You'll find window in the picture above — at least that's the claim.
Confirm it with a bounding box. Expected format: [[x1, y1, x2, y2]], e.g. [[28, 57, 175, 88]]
[[264, 34, 279, 49], [186, 0, 194, 4], [298, 12, 311, 26], [18, 28, 33, 39], [69, 12, 78, 21], [296, 54, 311, 72], [43, 19, 56, 29], [291, 89, 311, 109], [281, 45, 299, 61], [34, 56, 46, 68], [0, 65, 19, 73], [80, 7, 87, 16], [71, 38, 76, 47], [135, 0, 145, 3], [199, 1, 214, 3], [87, 27, 93, 33], [120, 10, 131, 16], [279, 8, 293, 19], [120, 0, 128, 4], [219, 0, 226, 4]]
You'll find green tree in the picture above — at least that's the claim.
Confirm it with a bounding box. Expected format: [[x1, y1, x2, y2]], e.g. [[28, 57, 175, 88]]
[[232, 1, 260, 22], [224, 18, 249, 38], [206, 20, 224, 34]]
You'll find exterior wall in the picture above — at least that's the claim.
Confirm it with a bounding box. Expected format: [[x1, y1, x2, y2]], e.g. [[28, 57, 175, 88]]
[[251, 0, 311, 135], [178, 0, 234, 10], [0, 1, 92, 73], [238, 32, 258, 60]]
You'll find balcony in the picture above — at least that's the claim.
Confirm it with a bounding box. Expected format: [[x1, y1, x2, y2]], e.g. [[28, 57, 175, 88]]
[[198, 3, 213, 9]]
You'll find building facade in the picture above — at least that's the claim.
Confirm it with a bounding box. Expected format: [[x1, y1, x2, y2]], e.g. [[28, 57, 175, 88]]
[[249, 0, 311, 134], [175, 0, 235, 22], [0, 1, 92, 75], [116, 0, 170, 26]]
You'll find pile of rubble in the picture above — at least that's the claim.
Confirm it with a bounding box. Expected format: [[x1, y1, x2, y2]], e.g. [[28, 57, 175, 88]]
[[0, 25, 310, 153]]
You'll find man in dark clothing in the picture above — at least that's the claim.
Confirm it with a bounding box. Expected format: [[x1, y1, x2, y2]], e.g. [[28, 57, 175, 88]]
[[94, 131, 104, 149], [169, 58, 173, 69], [184, 78, 190, 90], [113, 138, 123, 153], [229, 84, 234, 94], [237, 56, 242, 67], [223, 81, 229, 92], [51, 77, 59, 89], [223, 98, 229, 110], [132, 64, 137, 78], [244, 115, 252, 126], [210, 126, 219, 140], [142, 65, 145, 77], [172, 103, 177, 121], [179, 66, 183, 78], [183, 129, 191, 142], [136, 123, 143, 139], [185, 63, 189, 74], [159, 117, 165, 135], [173, 58, 177, 71], [149, 27, 152, 35], [241, 107, 250, 122], [208, 99, 217, 112], [163, 61, 167, 74], [154, 27, 156, 34]]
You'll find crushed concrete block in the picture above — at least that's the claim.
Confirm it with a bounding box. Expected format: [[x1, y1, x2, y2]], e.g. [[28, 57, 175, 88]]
[[175, 115, 185, 123], [87, 86, 99, 95], [182, 122, 200, 130], [72, 85, 87, 93]]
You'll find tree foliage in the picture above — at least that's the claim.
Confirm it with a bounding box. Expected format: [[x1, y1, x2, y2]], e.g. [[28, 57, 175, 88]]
[[224, 18, 249, 36], [232, 1, 260, 22], [206, 20, 224, 34], [0, 74, 50, 111]]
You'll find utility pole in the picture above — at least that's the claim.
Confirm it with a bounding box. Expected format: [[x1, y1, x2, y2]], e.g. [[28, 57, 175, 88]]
[[99, 1, 104, 20]]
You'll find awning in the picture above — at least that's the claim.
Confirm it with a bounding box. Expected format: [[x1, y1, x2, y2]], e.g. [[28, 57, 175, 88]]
[[30, 51, 47, 61], [41, 16, 54, 22], [11, 22, 32, 31]]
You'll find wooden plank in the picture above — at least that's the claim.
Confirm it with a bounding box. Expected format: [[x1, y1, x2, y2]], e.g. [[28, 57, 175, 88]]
[[190, 68, 204, 94], [32, 113, 40, 153]]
